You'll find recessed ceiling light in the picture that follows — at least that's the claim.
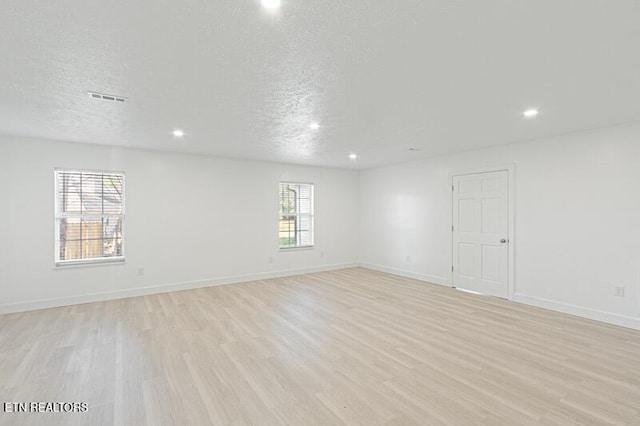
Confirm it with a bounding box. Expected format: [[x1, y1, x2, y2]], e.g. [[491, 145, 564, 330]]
[[309, 123, 320, 130], [173, 129, 185, 138], [349, 153, 358, 160], [261, 0, 281, 10], [523, 109, 539, 118]]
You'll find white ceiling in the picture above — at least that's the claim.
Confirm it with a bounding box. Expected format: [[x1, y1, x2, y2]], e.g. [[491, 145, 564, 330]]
[[1, 0, 639, 169]]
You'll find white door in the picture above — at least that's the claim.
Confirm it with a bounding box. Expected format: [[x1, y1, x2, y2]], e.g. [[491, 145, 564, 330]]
[[452, 171, 509, 298]]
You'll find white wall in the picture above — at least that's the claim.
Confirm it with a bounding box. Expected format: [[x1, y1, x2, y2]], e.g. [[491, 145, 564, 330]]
[[0, 135, 359, 312], [359, 123, 640, 329], [3, 125, 640, 330]]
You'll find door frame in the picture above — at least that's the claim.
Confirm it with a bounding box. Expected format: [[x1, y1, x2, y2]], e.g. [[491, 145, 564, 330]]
[[450, 164, 516, 300]]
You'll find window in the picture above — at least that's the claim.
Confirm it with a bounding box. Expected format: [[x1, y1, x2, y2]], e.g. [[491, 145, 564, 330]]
[[279, 182, 313, 248], [55, 170, 125, 265]]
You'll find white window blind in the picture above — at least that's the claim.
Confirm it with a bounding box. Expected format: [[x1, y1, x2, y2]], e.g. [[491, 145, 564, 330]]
[[55, 170, 125, 265], [279, 182, 314, 248]]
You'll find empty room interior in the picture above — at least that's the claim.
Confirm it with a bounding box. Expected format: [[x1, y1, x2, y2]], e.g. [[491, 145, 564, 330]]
[[1, 1, 640, 425]]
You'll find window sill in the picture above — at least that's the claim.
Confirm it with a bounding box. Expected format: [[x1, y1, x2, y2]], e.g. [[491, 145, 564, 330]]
[[279, 245, 314, 251], [54, 257, 125, 269]]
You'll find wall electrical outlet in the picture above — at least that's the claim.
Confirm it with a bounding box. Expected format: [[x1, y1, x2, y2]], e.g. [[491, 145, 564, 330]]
[[320, 251, 325, 258], [614, 286, 625, 297], [268, 257, 274, 264], [406, 256, 411, 263], [137, 268, 145, 276]]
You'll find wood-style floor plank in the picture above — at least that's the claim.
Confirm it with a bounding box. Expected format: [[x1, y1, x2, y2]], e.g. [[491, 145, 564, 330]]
[[1, 267, 639, 425]]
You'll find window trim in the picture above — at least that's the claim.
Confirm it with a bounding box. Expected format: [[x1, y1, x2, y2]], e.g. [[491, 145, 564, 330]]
[[279, 245, 315, 251], [278, 181, 314, 250], [54, 168, 126, 267]]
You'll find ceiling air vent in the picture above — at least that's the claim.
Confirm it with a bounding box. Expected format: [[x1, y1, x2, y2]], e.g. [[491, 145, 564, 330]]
[[87, 91, 126, 103]]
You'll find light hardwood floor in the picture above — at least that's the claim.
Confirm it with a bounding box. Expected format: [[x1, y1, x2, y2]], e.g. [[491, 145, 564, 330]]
[[1, 268, 639, 425]]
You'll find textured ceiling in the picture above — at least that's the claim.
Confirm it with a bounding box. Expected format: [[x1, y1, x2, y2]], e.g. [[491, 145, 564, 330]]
[[1, 0, 640, 169]]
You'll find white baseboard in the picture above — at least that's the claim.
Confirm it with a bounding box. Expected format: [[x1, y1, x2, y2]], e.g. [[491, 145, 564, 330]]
[[359, 262, 450, 287], [514, 294, 640, 331], [5, 263, 638, 331], [0, 262, 358, 314], [359, 262, 640, 331]]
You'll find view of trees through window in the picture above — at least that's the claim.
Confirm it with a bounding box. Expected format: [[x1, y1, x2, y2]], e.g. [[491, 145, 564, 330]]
[[55, 170, 124, 263], [279, 182, 313, 248]]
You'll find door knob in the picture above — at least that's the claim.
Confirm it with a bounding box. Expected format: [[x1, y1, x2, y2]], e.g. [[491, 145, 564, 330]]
[[500, 238, 508, 243]]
